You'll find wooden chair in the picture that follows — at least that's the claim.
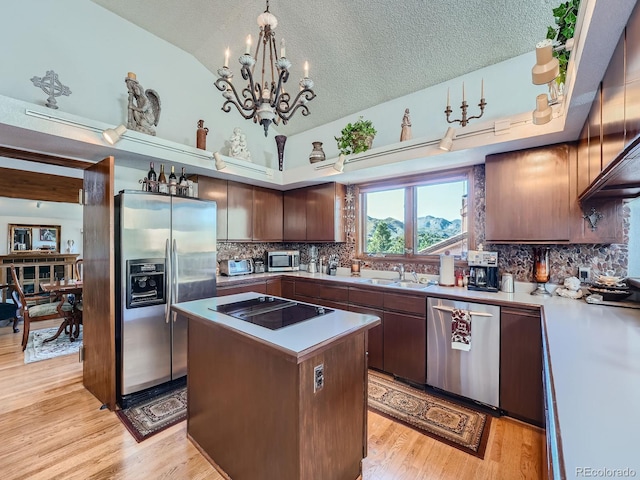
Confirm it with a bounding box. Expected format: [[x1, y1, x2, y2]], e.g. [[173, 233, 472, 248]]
[[0, 283, 21, 333], [74, 258, 83, 281], [10, 264, 73, 351]]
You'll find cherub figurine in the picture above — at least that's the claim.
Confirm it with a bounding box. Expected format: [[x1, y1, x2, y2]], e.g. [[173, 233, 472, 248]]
[[125, 73, 161, 136], [227, 127, 252, 161]]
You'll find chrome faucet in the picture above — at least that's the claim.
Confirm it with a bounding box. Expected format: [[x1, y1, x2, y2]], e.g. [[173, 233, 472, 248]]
[[394, 263, 405, 281]]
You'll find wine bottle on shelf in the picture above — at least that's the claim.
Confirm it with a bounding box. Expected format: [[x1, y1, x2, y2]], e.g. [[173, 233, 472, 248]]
[[179, 167, 187, 186], [158, 164, 168, 194], [169, 166, 177, 195], [147, 162, 157, 192]]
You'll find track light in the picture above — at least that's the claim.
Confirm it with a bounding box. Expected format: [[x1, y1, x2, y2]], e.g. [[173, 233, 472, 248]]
[[214, 151, 227, 170], [438, 127, 455, 151], [532, 94, 553, 125], [102, 124, 127, 145], [333, 154, 346, 172], [532, 39, 560, 104]]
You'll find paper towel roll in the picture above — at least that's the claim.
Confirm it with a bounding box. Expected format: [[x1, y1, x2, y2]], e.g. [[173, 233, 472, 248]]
[[439, 254, 455, 286]]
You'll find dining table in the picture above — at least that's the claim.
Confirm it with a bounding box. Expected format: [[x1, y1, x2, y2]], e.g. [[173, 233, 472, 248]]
[[39, 279, 83, 343]]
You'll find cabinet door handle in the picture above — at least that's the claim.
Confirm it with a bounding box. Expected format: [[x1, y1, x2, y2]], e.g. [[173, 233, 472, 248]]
[[432, 305, 493, 317]]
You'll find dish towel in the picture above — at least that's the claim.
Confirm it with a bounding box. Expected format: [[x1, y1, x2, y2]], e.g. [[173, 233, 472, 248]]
[[451, 308, 471, 351]]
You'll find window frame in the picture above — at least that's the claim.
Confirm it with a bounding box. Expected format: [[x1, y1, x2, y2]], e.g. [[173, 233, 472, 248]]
[[356, 166, 475, 264]]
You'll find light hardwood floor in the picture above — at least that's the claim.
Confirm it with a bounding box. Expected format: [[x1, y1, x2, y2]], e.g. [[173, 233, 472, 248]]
[[0, 321, 546, 479]]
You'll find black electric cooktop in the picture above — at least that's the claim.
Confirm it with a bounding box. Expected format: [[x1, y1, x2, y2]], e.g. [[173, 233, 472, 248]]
[[210, 296, 333, 330]]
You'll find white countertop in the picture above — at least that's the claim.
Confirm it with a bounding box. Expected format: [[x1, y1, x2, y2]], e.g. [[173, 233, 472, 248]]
[[173, 291, 380, 361], [216, 271, 640, 476]]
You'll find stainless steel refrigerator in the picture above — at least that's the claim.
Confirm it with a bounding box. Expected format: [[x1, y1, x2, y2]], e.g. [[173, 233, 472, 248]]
[[115, 191, 217, 407]]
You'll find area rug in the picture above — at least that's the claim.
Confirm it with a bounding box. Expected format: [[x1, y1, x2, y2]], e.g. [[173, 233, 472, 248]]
[[116, 387, 187, 442], [368, 371, 491, 458], [24, 326, 82, 364]]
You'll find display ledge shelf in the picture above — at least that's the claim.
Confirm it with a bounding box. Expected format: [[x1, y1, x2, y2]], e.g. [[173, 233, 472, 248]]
[[0, 93, 565, 189]]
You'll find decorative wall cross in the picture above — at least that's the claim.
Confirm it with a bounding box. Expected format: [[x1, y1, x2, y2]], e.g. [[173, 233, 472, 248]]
[[30, 70, 71, 109]]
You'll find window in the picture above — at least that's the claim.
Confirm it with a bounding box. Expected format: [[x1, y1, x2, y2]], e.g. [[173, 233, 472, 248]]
[[358, 168, 474, 261]]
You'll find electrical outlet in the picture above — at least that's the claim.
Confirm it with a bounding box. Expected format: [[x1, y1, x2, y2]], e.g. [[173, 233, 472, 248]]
[[579, 267, 590, 283], [314, 364, 324, 392]]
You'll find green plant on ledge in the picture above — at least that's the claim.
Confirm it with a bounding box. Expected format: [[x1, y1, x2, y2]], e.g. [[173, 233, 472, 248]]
[[546, 0, 580, 87], [335, 116, 377, 156]]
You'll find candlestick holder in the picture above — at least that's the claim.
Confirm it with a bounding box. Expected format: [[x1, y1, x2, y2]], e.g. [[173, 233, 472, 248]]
[[444, 97, 487, 127], [531, 247, 552, 296]]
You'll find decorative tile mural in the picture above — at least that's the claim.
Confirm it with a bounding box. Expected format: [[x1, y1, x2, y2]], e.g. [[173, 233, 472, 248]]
[[221, 167, 630, 284]]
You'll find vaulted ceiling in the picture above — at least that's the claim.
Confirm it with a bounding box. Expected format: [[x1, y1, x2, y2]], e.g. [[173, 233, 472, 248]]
[[90, 0, 556, 136]]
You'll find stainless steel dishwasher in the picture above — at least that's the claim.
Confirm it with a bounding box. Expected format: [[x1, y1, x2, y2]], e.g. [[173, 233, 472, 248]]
[[427, 297, 500, 408]]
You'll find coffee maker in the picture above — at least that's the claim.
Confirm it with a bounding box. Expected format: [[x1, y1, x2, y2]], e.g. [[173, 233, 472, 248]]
[[467, 250, 500, 292]]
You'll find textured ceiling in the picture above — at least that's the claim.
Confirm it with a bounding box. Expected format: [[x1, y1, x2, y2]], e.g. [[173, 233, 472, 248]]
[[90, 0, 556, 136]]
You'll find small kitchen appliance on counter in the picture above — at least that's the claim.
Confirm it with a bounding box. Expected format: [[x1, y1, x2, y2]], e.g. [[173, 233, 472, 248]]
[[266, 250, 300, 272], [467, 250, 499, 292], [253, 258, 265, 273], [219, 258, 254, 276]]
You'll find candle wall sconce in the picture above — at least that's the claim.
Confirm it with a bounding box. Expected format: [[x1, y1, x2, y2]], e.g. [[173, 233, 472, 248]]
[[444, 80, 486, 127]]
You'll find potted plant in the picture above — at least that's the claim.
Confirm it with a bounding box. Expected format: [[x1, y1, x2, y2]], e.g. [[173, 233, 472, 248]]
[[335, 116, 377, 156], [546, 0, 580, 87]]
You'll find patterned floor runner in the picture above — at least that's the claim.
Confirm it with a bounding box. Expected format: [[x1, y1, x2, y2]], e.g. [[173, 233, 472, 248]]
[[368, 371, 492, 458]]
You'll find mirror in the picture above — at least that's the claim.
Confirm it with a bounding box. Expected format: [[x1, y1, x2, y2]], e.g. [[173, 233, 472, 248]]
[[8, 224, 61, 254]]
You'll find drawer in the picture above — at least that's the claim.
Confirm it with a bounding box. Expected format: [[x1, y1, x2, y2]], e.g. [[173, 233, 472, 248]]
[[349, 286, 384, 308], [383, 292, 426, 316], [296, 280, 348, 303]]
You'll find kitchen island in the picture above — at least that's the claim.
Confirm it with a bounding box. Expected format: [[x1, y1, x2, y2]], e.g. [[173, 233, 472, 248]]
[[172, 292, 381, 480]]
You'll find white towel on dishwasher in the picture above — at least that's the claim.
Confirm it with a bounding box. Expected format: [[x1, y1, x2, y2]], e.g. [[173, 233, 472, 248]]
[[451, 308, 471, 351]]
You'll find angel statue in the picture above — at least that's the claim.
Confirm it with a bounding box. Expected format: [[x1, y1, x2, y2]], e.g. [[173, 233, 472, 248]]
[[125, 73, 161, 136]]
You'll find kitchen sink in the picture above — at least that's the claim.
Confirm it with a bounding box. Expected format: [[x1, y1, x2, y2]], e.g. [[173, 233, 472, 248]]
[[359, 278, 397, 286], [393, 281, 427, 289]]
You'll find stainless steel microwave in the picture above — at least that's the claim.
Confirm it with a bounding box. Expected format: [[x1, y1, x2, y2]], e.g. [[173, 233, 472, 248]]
[[266, 250, 300, 272]]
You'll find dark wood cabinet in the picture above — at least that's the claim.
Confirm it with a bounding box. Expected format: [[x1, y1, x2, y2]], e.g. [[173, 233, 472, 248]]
[[283, 183, 346, 242], [226, 181, 253, 241], [383, 311, 426, 385], [283, 188, 307, 241], [588, 86, 603, 184], [294, 278, 349, 309], [486, 143, 623, 244], [281, 278, 295, 299], [253, 186, 283, 241], [195, 175, 228, 241], [217, 280, 267, 297], [266, 278, 282, 296], [306, 183, 346, 242], [626, 4, 640, 143], [500, 307, 544, 427], [601, 31, 627, 171], [349, 286, 385, 371], [485, 144, 571, 242]]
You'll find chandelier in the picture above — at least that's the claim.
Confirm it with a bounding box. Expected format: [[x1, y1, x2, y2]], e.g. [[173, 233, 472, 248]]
[[214, 0, 316, 136]]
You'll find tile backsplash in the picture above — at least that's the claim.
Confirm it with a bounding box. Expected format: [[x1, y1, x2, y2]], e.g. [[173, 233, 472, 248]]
[[220, 166, 630, 284]]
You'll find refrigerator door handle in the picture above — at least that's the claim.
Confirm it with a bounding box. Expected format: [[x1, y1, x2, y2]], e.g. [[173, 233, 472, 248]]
[[432, 304, 493, 317], [172, 239, 178, 322], [165, 238, 171, 324]]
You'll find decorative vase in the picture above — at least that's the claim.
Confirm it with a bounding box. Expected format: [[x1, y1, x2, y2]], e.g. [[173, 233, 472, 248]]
[[275, 135, 287, 171], [196, 119, 209, 150], [309, 141, 326, 163], [531, 247, 552, 296]]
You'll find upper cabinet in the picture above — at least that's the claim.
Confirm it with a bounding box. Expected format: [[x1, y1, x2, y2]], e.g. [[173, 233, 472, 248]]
[[486, 143, 623, 244], [196, 177, 283, 242], [580, 2, 640, 202], [195, 176, 228, 241], [253, 186, 283, 242], [283, 183, 346, 242], [485, 144, 571, 243]]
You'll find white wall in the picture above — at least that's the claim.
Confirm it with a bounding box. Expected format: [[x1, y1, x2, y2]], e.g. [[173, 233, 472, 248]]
[[285, 52, 545, 166], [0, 0, 278, 167]]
